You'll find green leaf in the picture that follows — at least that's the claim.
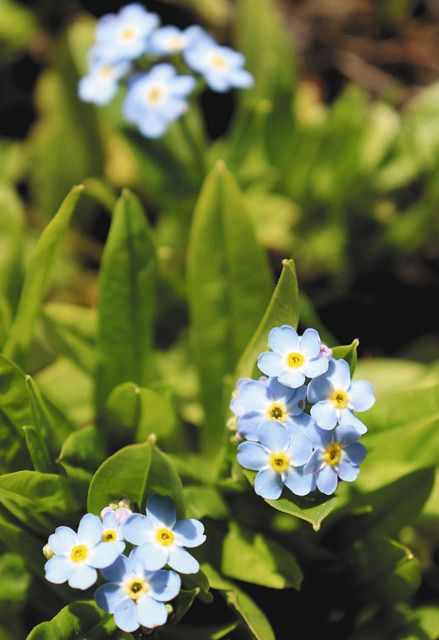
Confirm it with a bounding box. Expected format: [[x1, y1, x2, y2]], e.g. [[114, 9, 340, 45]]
[[0, 184, 24, 311], [0, 507, 46, 578], [87, 442, 184, 517], [3, 186, 83, 365], [221, 521, 303, 589], [26, 600, 118, 640], [96, 190, 157, 413], [42, 303, 96, 375], [23, 426, 56, 474], [202, 564, 276, 640], [57, 426, 107, 500], [187, 163, 272, 455], [235, 258, 299, 380], [168, 589, 200, 626], [332, 338, 359, 375], [413, 606, 439, 639], [183, 486, 229, 520], [0, 552, 31, 638]]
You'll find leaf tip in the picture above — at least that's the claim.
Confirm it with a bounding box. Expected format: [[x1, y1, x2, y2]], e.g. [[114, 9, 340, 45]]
[[215, 159, 227, 173]]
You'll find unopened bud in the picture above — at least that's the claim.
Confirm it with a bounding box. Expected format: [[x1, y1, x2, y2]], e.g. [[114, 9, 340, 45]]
[[320, 344, 333, 359], [43, 544, 54, 559], [118, 498, 133, 510], [227, 416, 237, 432]]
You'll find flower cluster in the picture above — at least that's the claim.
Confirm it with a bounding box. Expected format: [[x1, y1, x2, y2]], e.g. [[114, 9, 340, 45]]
[[231, 326, 375, 498], [78, 3, 253, 137], [44, 495, 206, 633]]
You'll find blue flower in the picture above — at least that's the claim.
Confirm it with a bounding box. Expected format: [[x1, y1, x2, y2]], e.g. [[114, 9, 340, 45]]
[[78, 60, 129, 105], [184, 33, 253, 93], [230, 376, 308, 441], [258, 326, 329, 389], [237, 422, 315, 499], [148, 25, 205, 55], [95, 550, 181, 633], [304, 424, 366, 495], [123, 495, 206, 574], [45, 514, 123, 590], [123, 64, 196, 138], [307, 358, 375, 433], [91, 3, 159, 64]]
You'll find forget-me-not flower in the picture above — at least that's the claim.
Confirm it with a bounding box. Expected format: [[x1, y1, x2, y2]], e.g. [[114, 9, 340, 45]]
[[148, 25, 204, 55], [230, 376, 308, 441], [307, 358, 375, 433], [101, 502, 133, 525], [304, 424, 366, 495], [184, 34, 253, 93], [92, 3, 159, 64], [123, 64, 196, 138], [237, 422, 315, 499], [78, 60, 129, 105], [123, 495, 206, 574], [95, 550, 181, 633], [258, 326, 329, 389], [45, 514, 123, 590]]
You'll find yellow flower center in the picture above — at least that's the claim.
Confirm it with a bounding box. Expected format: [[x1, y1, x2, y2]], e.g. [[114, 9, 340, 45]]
[[210, 54, 227, 70], [100, 64, 114, 79], [120, 26, 136, 41], [269, 452, 290, 473], [102, 529, 117, 543], [145, 86, 165, 105], [287, 352, 304, 368], [70, 544, 88, 563], [168, 35, 185, 50], [124, 577, 149, 601], [266, 402, 287, 422], [324, 443, 342, 466], [156, 528, 175, 546], [331, 389, 349, 409]]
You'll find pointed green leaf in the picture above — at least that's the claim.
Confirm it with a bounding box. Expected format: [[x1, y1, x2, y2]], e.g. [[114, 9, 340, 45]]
[[3, 186, 83, 365], [96, 190, 157, 413], [187, 163, 272, 454], [26, 600, 119, 640], [23, 426, 56, 474], [87, 442, 184, 517], [0, 184, 24, 311], [332, 338, 359, 375]]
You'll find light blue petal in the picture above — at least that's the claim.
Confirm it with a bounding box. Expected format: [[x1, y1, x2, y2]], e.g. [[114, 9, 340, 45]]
[[286, 432, 313, 466], [299, 328, 321, 359], [68, 565, 97, 590], [348, 380, 375, 412], [258, 421, 289, 452], [90, 541, 124, 569], [287, 413, 315, 431], [94, 583, 126, 613], [78, 75, 117, 105], [316, 466, 338, 495], [232, 379, 269, 414], [123, 514, 151, 545], [102, 511, 118, 530], [327, 359, 351, 389], [204, 72, 230, 93], [147, 495, 177, 528], [310, 401, 338, 430], [344, 442, 367, 466], [114, 599, 139, 633], [136, 595, 168, 628], [237, 413, 262, 440], [48, 526, 76, 555], [254, 469, 283, 500], [307, 375, 333, 404], [149, 569, 181, 601], [307, 423, 333, 449], [257, 351, 284, 376], [230, 68, 254, 88], [339, 411, 367, 435], [171, 75, 196, 96], [173, 519, 206, 548], [77, 513, 103, 545], [45, 556, 71, 584], [335, 424, 362, 445], [303, 449, 325, 475], [134, 542, 168, 571], [301, 357, 329, 379], [283, 467, 316, 496], [167, 546, 199, 574], [337, 459, 360, 482], [285, 385, 307, 415], [101, 554, 131, 582], [278, 369, 305, 389], [237, 442, 267, 471], [268, 325, 299, 354], [138, 115, 169, 139]]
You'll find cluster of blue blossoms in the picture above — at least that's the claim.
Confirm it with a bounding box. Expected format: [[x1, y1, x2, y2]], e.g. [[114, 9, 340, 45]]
[[231, 326, 375, 498], [78, 3, 253, 138], [44, 495, 206, 633]]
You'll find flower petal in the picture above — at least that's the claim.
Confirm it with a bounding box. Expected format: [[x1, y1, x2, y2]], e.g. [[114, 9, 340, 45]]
[[299, 328, 321, 359], [307, 375, 333, 404], [254, 469, 283, 500], [48, 526, 76, 555], [301, 357, 329, 379], [149, 569, 181, 601], [173, 519, 206, 548], [287, 432, 313, 466], [339, 411, 368, 435], [316, 466, 338, 495], [335, 424, 363, 446], [230, 380, 268, 415], [146, 495, 177, 528], [237, 442, 267, 471], [68, 565, 97, 590], [327, 359, 351, 389], [90, 541, 124, 569], [123, 514, 152, 545], [310, 401, 338, 430], [337, 459, 360, 482], [77, 513, 103, 545], [134, 542, 169, 571], [237, 413, 262, 440], [94, 583, 127, 613], [114, 599, 139, 633], [258, 421, 289, 452], [268, 325, 299, 354], [167, 546, 199, 574], [344, 442, 367, 466], [257, 352, 284, 377], [44, 556, 71, 584], [278, 369, 305, 389], [303, 449, 325, 475], [283, 467, 316, 496], [348, 381, 375, 412], [136, 595, 168, 628]]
